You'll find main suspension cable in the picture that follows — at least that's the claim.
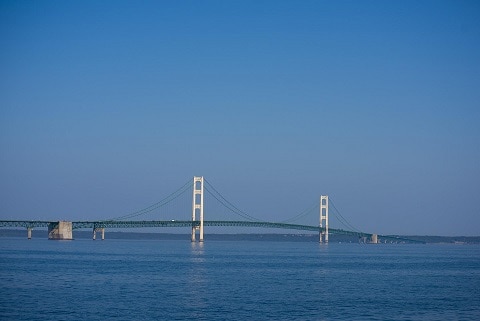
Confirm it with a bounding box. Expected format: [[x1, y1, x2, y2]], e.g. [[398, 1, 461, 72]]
[[204, 178, 263, 222], [329, 198, 362, 233], [107, 178, 192, 221], [280, 202, 319, 224]]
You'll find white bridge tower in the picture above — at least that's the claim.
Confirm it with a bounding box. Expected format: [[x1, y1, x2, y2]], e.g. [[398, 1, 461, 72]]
[[192, 176, 204, 242], [320, 195, 329, 243]]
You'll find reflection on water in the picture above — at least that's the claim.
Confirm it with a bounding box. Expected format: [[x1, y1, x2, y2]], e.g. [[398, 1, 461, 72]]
[[187, 241, 207, 312], [190, 241, 205, 262]]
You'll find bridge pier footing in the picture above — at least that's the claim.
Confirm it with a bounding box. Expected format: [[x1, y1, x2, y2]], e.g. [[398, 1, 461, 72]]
[[27, 227, 32, 239]]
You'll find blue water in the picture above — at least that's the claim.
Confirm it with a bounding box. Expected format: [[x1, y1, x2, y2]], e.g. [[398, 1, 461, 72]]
[[1, 238, 479, 320]]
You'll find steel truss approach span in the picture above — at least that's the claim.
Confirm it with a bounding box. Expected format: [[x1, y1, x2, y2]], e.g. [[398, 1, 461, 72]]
[[0, 221, 50, 228]]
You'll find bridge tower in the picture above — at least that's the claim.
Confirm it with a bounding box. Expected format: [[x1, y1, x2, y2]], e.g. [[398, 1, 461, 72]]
[[192, 176, 204, 242], [320, 195, 329, 243]]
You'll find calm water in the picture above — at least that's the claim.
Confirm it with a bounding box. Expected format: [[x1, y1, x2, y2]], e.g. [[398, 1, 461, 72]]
[[0, 238, 479, 320]]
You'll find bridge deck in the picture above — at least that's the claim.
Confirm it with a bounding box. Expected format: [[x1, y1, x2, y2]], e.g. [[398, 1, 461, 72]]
[[0, 220, 366, 236], [0, 220, 424, 243]]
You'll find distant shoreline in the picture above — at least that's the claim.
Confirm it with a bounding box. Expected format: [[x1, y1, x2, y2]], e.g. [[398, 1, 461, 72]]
[[1, 229, 479, 244]]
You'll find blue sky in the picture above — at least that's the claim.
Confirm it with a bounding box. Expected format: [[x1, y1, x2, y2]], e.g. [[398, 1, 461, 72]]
[[1, 0, 479, 235]]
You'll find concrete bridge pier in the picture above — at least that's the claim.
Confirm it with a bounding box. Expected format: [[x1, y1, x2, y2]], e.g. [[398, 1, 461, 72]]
[[48, 221, 73, 240], [27, 227, 32, 239], [93, 228, 105, 240]]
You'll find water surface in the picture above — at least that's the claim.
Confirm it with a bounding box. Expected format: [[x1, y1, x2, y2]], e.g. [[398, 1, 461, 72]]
[[1, 238, 479, 320]]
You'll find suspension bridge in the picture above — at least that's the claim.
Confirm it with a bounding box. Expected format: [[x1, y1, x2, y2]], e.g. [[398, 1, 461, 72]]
[[0, 176, 419, 243]]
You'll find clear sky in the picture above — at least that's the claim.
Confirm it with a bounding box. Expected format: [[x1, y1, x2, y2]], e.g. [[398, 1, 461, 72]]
[[1, 0, 479, 236]]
